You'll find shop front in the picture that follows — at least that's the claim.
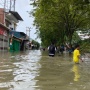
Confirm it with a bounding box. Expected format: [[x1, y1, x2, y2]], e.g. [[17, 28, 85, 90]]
[[0, 23, 9, 51], [9, 36, 22, 52]]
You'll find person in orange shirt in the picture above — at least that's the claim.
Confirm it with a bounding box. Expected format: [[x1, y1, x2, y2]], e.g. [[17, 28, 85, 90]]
[[73, 45, 83, 64]]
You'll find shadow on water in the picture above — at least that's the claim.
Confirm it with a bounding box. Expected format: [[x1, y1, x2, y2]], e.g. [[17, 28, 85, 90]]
[[0, 50, 90, 90]]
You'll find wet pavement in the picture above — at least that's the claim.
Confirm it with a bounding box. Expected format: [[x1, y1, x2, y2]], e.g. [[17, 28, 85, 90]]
[[0, 50, 90, 90]]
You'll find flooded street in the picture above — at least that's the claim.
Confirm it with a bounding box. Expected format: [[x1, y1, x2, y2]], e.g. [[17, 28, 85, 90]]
[[0, 50, 90, 90]]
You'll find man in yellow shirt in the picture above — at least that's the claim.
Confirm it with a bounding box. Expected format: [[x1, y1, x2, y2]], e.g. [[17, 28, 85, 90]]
[[73, 45, 83, 63]]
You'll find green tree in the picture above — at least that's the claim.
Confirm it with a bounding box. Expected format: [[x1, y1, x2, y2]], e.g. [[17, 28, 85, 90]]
[[32, 40, 40, 49], [31, 0, 90, 46]]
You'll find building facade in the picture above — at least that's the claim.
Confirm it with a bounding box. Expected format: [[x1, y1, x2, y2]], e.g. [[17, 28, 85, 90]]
[[0, 23, 10, 51], [0, 8, 29, 52], [10, 31, 29, 51]]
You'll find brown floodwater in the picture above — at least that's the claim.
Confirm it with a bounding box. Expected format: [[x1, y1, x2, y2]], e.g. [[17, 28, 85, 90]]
[[0, 50, 90, 90]]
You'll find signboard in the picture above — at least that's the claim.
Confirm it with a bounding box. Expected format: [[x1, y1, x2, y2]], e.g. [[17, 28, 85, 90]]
[[0, 27, 7, 36], [0, 28, 4, 35]]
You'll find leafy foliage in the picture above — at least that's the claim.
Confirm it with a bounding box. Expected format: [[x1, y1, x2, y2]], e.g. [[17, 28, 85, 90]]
[[31, 0, 90, 47], [32, 40, 40, 49]]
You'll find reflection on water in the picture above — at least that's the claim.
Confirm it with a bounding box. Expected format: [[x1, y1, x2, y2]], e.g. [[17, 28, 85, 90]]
[[0, 50, 42, 90], [0, 50, 90, 90], [72, 65, 80, 81]]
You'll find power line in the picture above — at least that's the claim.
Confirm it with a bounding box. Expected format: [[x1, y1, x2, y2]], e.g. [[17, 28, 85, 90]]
[[26, 27, 31, 39]]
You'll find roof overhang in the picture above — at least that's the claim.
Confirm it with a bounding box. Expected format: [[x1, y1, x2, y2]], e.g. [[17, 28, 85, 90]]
[[6, 13, 19, 23], [5, 11, 23, 23], [9, 11, 23, 21]]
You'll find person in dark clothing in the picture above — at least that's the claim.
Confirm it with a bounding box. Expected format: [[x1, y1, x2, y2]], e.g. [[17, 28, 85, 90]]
[[48, 43, 56, 57], [59, 44, 64, 54]]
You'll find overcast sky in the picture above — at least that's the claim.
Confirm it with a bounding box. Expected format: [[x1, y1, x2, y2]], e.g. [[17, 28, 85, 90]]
[[15, 0, 40, 42]]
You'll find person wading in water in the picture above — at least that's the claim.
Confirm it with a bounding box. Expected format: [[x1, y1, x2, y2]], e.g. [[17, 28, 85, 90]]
[[73, 44, 83, 64], [48, 43, 56, 57]]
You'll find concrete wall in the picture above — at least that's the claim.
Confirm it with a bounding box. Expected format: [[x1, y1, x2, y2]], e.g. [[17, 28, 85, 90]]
[[0, 26, 9, 51], [0, 8, 4, 24]]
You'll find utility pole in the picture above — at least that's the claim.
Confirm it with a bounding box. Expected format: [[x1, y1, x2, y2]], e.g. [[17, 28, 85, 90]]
[[10, 0, 12, 11], [4, 0, 15, 11], [4, 0, 6, 11], [26, 27, 31, 41], [14, 0, 16, 11], [9, 0, 16, 11], [4, 0, 7, 25]]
